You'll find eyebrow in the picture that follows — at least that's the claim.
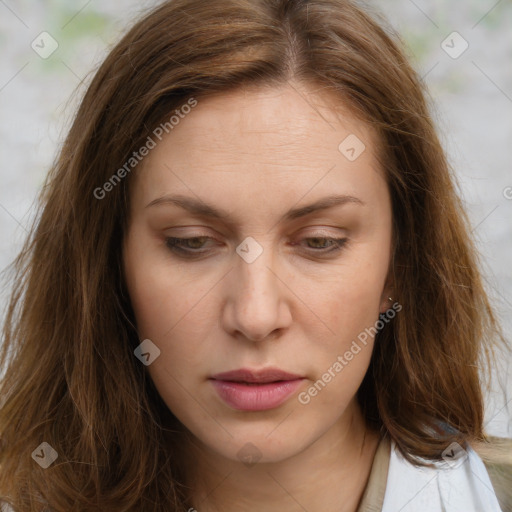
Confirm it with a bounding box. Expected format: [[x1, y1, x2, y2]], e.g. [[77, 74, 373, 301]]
[[145, 193, 364, 222]]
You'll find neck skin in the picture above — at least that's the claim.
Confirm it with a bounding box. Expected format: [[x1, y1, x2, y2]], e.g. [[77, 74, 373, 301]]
[[178, 399, 381, 512]]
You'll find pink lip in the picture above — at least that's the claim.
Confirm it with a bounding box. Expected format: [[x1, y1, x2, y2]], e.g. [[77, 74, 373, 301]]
[[209, 368, 304, 411]]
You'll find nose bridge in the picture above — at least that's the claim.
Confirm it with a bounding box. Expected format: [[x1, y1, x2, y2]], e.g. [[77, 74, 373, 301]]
[[228, 236, 285, 341], [238, 250, 275, 301]]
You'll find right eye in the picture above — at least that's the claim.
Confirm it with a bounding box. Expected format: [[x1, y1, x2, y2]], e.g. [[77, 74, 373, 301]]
[[164, 236, 218, 258]]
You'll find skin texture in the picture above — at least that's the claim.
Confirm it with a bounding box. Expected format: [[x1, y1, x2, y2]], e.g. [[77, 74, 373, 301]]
[[123, 82, 393, 512]]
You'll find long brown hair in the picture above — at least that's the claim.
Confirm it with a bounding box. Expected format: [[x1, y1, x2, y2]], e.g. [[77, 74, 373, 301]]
[[0, 0, 507, 509]]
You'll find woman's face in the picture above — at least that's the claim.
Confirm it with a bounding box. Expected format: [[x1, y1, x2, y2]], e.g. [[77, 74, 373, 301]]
[[123, 83, 393, 464]]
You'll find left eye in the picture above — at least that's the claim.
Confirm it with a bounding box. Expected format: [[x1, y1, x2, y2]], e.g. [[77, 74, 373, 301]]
[[164, 236, 348, 257], [299, 237, 348, 251]]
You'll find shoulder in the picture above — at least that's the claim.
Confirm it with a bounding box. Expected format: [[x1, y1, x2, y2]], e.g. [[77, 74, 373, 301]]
[[475, 436, 512, 512], [381, 440, 503, 512]]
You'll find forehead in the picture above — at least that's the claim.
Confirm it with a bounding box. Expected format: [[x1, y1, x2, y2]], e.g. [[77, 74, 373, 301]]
[[130, 82, 384, 213], [154, 83, 376, 153]]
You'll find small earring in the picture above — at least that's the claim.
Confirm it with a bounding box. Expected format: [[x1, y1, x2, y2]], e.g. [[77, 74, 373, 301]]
[[388, 297, 393, 302]]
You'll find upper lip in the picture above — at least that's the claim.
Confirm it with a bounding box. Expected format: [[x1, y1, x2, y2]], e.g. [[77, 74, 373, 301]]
[[210, 368, 303, 383]]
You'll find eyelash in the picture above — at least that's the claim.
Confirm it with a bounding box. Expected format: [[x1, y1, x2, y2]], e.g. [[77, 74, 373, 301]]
[[164, 236, 349, 258]]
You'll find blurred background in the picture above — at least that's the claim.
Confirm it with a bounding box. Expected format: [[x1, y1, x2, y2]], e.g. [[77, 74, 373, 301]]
[[0, 0, 511, 437]]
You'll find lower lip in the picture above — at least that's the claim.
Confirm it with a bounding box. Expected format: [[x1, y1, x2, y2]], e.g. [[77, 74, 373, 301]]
[[210, 379, 304, 411]]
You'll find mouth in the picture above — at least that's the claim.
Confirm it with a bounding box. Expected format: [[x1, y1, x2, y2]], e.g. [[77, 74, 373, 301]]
[[209, 368, 304, 411]]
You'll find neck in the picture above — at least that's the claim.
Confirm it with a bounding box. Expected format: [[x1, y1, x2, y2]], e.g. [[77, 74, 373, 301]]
[[180, 403, 380, 512]]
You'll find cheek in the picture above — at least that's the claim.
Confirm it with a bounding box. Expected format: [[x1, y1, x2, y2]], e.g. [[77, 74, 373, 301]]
[[123, 231, 212, 341], [123, 234, 220, 397], [313, 286, 380, 382], [312, 255, 388, 339], [123, 251, 209, 416], [301, 247, 388, 395], [297, 281, 381, 411]]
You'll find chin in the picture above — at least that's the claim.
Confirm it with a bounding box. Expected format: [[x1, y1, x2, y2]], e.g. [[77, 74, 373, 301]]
[[187, 419, 320, 466]]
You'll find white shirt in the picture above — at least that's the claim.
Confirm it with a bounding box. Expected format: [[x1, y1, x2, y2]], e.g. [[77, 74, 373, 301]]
[[382, 441, 503, 511]]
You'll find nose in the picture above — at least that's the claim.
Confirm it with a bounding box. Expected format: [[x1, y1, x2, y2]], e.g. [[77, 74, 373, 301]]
[[221, 242, 292, 343]]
